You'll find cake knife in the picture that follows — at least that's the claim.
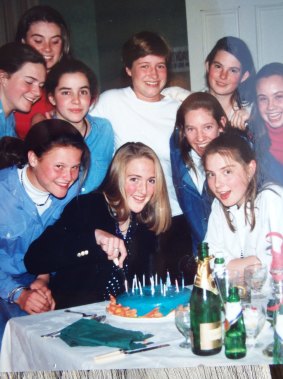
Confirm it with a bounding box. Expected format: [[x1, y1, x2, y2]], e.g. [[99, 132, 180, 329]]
[[94, 343, 170, 362]]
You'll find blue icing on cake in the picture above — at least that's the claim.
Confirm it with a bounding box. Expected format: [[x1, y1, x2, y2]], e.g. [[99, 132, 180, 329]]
[[117, 286, 191, 317]]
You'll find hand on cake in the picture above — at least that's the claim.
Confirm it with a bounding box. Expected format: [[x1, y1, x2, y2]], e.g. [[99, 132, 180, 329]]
[[95, 229, 127, 268]]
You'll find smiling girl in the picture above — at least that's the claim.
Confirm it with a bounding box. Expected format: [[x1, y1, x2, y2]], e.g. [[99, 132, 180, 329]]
[[25, 142, 171, 309], [15, 5, 71, 139], [249, 62, 283, 186], [203, 129, 283, 276], [45, 58, 114, 193], [0, 118, 90, 343], [171, 92, 227, 257], [0, 42, 46, 138], [205, 36, 255, 129]]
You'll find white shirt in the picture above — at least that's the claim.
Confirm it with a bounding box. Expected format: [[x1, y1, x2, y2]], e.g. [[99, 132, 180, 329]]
[[90, 87, 182, 216], [189, 150, 206, 194], [205, 184, 283, 268]]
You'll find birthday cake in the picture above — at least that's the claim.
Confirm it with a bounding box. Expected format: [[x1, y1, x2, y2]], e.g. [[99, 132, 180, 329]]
[[107, 285, 191, 318]]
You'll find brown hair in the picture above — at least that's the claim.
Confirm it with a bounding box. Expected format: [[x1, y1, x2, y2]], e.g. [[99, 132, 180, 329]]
[[174, 92, 228, 174], [202, 129, 257, 231], [102, 142, 171, 234], [24, 119, 90, 185], [122, 31, 171, 69]]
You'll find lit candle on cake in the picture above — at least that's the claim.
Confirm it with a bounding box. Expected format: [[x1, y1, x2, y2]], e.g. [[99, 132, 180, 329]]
[[175, 279, 179, 293], [143, 274, 145, 287], [155, 273, 158, 286], [150, 277, 155, 296], [163, 284, 167, 297], [138, 281, 143, 296], [182, 273, 184, 289], [166, 271, 171, 287], [124, 279, 128, 293]]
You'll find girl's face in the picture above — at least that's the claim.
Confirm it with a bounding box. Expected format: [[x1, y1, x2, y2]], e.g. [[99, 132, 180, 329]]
[[0, 62, 45, 115], [184, 108, 225, 157], [205, 152, 256, 208], [257, 75, 283, 129], [49, 72, 91, 126], [27, 145, 82, 198], [206, 50, 249, 98], [125, 54, 167, 102], [124, 157, 156, 213], [23, 21, 63, 70]]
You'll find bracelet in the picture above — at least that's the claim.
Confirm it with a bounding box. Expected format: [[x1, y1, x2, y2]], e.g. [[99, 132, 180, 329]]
[[8, 286, 28, 304]]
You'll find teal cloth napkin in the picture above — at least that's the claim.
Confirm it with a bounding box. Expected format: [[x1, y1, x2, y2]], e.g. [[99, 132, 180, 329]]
[[59, 319, 153, 349]]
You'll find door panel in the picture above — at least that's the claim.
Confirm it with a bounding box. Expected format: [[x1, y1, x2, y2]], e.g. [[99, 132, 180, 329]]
[[185, 0, 283, 90]]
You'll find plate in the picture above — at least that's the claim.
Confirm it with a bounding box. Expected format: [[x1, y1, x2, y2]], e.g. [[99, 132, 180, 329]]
[[106, 310, 174, 323]]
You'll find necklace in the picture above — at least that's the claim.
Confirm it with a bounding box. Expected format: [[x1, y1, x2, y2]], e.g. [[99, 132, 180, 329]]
[[119, 218, 130, 234], [20, 169, 51, 207]]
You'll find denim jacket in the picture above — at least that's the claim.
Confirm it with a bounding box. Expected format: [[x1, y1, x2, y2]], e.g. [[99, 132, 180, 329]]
[[80, 115, 114, 194], [170, 131, 214, 256], [0, 166, 79, 301]]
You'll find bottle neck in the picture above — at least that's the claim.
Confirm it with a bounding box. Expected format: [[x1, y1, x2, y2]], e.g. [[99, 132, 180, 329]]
[[195, 255, 218, 295], [227, 287, 240, 303], [198, 242, 209, 261]]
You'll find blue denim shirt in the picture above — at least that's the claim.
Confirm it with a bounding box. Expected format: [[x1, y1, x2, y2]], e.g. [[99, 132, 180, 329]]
[[170, 131, 214, 256], [0, 166, 79, 301], [0, 101, 16, 138], [80, 115, 114, 194]]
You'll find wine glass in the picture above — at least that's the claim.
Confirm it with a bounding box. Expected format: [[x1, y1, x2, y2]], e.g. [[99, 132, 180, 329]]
[[243, 303, 266, 348], [175, 304, 191, 348], [244, 263, 268, 301]]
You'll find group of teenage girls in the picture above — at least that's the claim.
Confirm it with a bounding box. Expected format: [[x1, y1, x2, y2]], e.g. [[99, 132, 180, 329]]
[[0, 5, 283, 345]]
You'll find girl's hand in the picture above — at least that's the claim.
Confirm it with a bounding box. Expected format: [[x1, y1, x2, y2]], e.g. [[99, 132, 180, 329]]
[[30, 274, 56, 310], [227, 256, 261, 278], [230, 108, 250, 130], [94, 229, 127, 268], [16, 286, 55, 314]]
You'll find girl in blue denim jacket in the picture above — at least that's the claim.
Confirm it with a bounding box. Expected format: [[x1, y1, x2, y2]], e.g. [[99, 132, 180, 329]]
[[0, 119, 89, 344], [170, 92, 228, 256]]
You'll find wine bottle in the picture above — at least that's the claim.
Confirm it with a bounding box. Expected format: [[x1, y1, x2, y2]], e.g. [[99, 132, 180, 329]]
[[224, 286, 246, 359], [213, 251, 226, 303], [190, 242, 222, 356]]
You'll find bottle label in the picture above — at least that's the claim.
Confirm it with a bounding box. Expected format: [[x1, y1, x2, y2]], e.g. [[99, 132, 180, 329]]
[[195, 257, 218, 295], [214, 263, 225, 277], [225, 302, 242, 331], [200, 322, 222, 350]]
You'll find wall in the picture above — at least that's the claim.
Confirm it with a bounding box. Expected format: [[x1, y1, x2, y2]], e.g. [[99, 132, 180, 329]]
[[38, 0, 100, 80], [38, 0, 189, 91]]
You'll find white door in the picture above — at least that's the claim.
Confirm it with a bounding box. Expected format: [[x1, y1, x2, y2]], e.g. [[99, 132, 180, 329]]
[[185, 0, 283, 90]]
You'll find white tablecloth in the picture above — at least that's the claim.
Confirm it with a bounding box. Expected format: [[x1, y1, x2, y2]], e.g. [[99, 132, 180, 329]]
[[0, 301, 273, 372]]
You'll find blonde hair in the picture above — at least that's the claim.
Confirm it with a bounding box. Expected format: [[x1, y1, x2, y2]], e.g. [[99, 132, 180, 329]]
[[102, 142, 171, 234]]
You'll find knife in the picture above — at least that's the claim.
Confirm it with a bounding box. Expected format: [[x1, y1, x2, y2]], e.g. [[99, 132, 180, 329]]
[[94, 343, 170, 362], [124, 343, 170, 354]]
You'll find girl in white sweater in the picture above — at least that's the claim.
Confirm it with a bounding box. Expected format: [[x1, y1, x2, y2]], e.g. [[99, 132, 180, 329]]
[[203, 129, 283, 277]]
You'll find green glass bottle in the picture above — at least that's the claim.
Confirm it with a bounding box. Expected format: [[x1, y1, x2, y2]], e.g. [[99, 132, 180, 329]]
[[224, 286, 246, 359], [213, 251, 226, 303], [190, 242, 222, 356]]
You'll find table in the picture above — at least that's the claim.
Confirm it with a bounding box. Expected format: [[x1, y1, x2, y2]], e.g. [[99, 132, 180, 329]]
[[0, 301, 275, 373]]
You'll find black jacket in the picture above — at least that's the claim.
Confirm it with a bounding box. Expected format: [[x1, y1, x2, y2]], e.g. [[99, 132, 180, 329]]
[[24, 192, 157, 309]]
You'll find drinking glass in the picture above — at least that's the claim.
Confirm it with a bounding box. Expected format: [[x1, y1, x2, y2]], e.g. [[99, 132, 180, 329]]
[[175, 304, 191, 348], [244, 263, 268, 301], [243, 303, 266, 348]]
